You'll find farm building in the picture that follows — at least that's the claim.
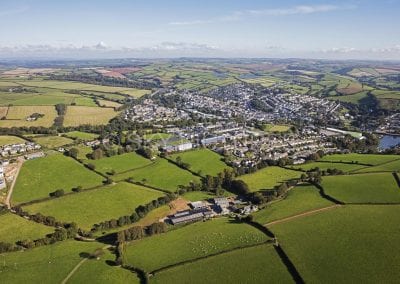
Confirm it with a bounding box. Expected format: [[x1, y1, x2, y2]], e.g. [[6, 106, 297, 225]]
[[169, 208, 213, 225]]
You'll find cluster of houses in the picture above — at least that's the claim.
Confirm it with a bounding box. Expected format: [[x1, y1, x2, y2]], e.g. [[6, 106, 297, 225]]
[[0, 142, 41, 157], [168, 197, 258, 225]]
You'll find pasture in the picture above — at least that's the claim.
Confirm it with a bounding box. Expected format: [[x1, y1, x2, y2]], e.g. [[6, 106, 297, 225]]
[[114, 158, 200, 192], [183, 191, 216, 201], [63, 106, 119, 126], [0, 213, 54, 244], [290, 161, 365, 173], [238, 166, 302, 192], [124, 218, 270, 272], [0, 240, 103, 284], [12, 153, 104, 204], [64, 131, 99, 141], [68, 249, 140, 284], [355, 159, 400, 173], [169, 149, 231, 176], [151, 244, 292, 283], [32, 135, 73, 148], [271, 205, 400, 283], [0, 135, 26, 146], [0, 106, 57, 128], [253, 184, 333, 225], [143, 132, 172, 141], [322, 173, 400, 203], [320, 153, 399, 165], [22, 182, 164, 230], [263, 124, 291, 133], [90, 152, 153, 175]]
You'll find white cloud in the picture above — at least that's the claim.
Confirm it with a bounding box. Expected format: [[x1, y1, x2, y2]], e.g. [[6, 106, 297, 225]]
[[169, 4, 354, 26]]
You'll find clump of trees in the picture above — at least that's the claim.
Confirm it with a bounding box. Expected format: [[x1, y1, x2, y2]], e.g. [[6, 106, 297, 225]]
[[49, 189, 65, 198], [116, 222, 168, 243]]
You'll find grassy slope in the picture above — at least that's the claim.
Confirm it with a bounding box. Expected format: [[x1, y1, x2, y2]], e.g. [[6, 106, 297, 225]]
[[0, 135, 26, 146], [182, 191, 216, 201], [355, 159, 400, 173], [90, 152, 152, 175], [69, 249, 140, 284], [320, 153, 400, 165], [32, 136, 73, 148], [0, 213, 54, 244], [253, 184, 334, 224], [170, 149, 231, 176], [64, 131, 99, 140], [0, 240, 102, 284], [12, 154, 104, 204], [290, 161, 365, 173], [22, 182, 164, 230], [124, 218, 269, 271], [151, 244, 293, 284], [272, 205, 400, 283], [322, 173, 400, 203], [114, 158, 200, 192], [63, 106, 118, 126], [238, 166, 302, 192]]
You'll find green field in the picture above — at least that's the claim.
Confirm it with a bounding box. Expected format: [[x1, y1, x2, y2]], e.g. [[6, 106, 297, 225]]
[[151, 244, 292, 283], [238, 166, 302, 192], [32, 135, 73, 148], [170, 149, 231, 176], [0, 135, 26, 146], [272, 205, 400, 283], [69, 248, 140, 283], [322, 173, 400, 203], [290, 161, 365, 173], [22, 182, 164, 230], [124, 218, 269, 272], [182, 191, 216, 201], [143, 132, 172, 141], [114, 158, 200, 192], [0, 240, 104, 284], [12, 154, 104, 204], [263, 123, 291, 133], [0, 213, 54, 244], [68, 144, 93, 160], [64, 131, 99, 141], [253, 184, 334, 225], [0, 105, 57, 128], [90, 152, 153, 175], [320, 153, 400, 165], [63, 106, 119, 126], [354, 159, 400, 173]]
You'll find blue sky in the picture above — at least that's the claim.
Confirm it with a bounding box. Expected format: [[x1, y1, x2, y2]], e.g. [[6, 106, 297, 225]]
[[1, 0, 400, 59]]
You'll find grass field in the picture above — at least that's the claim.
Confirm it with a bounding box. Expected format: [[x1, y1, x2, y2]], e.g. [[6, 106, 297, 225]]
[[0, 240, 104, 284], [90, 152, 152, 175], [12, 79, 150, 97], [290, 161, 366, 173], [97, 99, 122, 108], [143, 132, 172, 141], [271, 205, 400, 283], [32, 135, 73, 148], [183, 191, 216, 201], [151, 244, 292, 283], [0, 213, 54, 244], [0, 135, 26, 146], [22, 182, 164, 230], [12, 153, 104, 204], [63, 106, 119, 126], [64, 131, 99, 140], [170, 149, 231, 176], [114, 158, 200, 192], [238, 166, 302, 192], [124, 218, 270, 272], [320, 153, 400, 165], [263, 123, 291, 133], [322, 173, 400, 203], [354, 159, 400, 173], [0, 106, 57, 128], [69, 249, 140, 284], [253, 184, 333, 225]]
